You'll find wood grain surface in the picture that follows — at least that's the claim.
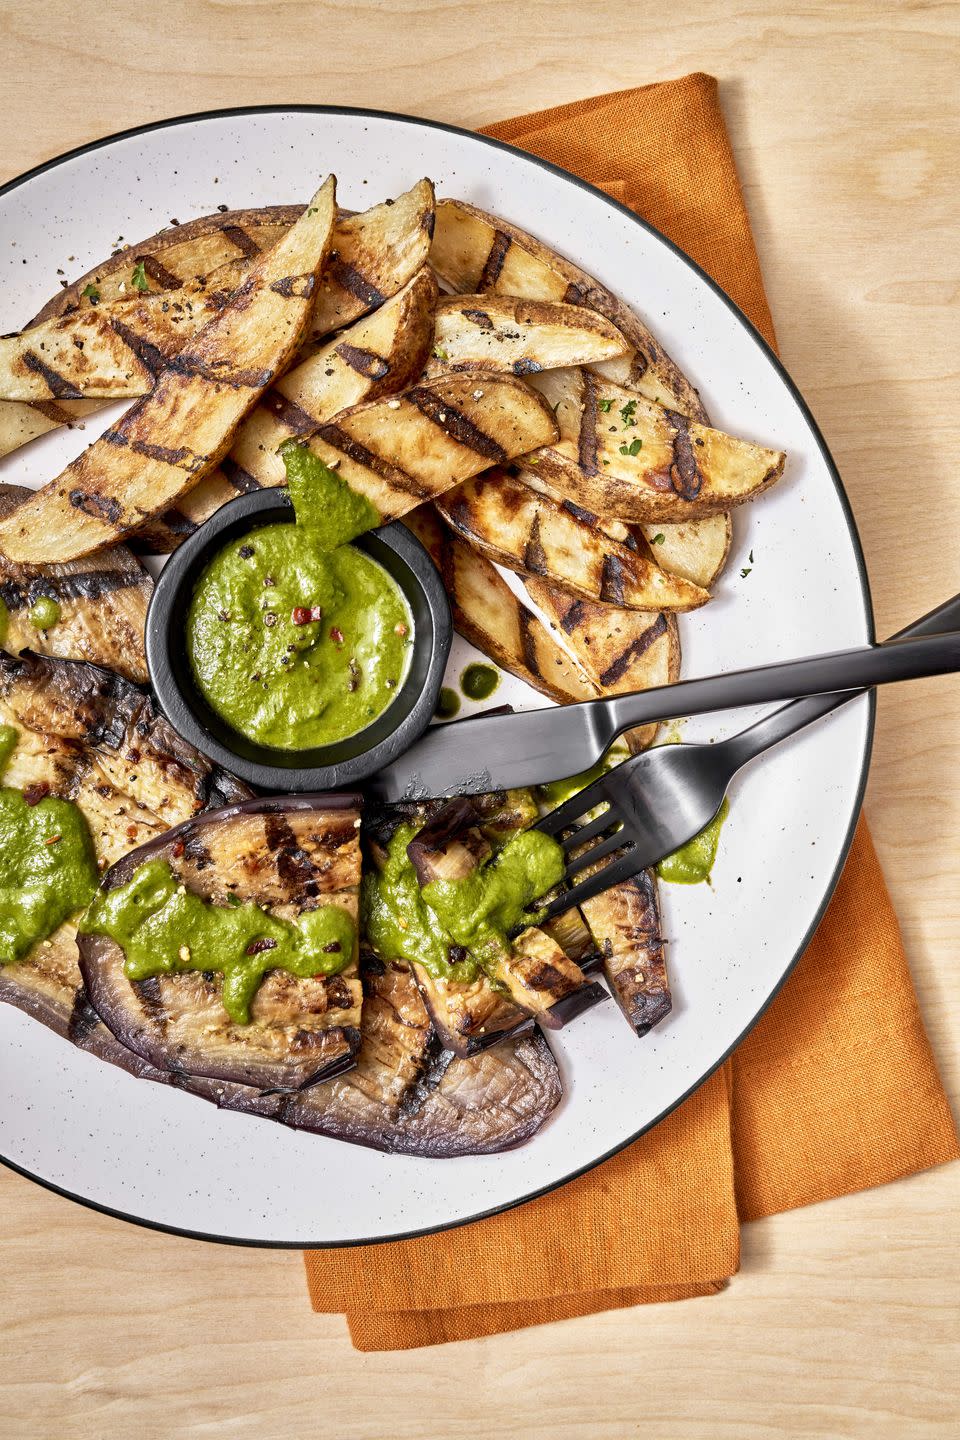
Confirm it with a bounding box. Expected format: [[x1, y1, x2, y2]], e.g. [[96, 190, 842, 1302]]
[[1, 2, 958, 1436]]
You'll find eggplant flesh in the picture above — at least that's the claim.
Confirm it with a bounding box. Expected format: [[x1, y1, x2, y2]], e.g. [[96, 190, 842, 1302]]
[[0, 649, 252, 1066], [79, 796, 364, 1092], [580, 871, 672, 1035]]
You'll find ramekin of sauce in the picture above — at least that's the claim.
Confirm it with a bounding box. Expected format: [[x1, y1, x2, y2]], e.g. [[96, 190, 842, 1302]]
[[146, 446, 451, 790]]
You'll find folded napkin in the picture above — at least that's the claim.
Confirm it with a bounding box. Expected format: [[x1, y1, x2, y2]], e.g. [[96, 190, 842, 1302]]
[[305, 72, 959, 1350]]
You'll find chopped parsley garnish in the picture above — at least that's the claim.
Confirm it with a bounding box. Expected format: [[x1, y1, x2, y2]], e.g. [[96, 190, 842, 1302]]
[[619, 399, 637, 426], [130, 261, 150, 293], [740, 567, 752, 578], [597, 397, 614, 412], [81, 282, 100, 304], [651, 532, 666, 545], [432, 346, 449, 361], [749, 549, 754, 563], [618, 438, 643, 457]]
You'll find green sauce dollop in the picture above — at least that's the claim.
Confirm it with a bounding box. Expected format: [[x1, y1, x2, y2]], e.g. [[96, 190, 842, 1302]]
[[434, 687, 461, 720], [80, 858, 355, 1025], [29, 596, 61, 630], [657, 798, 729, 884], [363, 822, 563, 982], [460, 662, 500, 701], [187, 445, 412, 751], [0, 724, 99, 964]]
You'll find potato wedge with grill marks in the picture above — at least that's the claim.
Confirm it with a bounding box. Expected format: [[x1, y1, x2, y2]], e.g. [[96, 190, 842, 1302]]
[[404, 505, 598, 705], [0, 650, 252, 1069], [436, 469, 710, 612], [579, 871, 671, 1037], [136, 267, 439, 551], [79, 796, 363, 1091], [421, 293, 628, 380], [296, 371, 558, 522], [430, 198, 706, 418], [638, 514, 732, 588], [524, 368, 785, 524], [0, 484, 151, 681], [0, 178, 337, 565]]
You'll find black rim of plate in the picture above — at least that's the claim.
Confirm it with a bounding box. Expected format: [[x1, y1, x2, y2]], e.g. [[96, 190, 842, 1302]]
[[0, 104, 876, 1251]]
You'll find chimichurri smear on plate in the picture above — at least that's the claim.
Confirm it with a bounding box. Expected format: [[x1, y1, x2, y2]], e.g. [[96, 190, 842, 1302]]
[[80, 858, 356, 1025], [460, 661, 500, 701], [362, 822, 564, 982], [187, 443, 412, 751], [0, 724, 99, 965], [657, 797, 729, 884]]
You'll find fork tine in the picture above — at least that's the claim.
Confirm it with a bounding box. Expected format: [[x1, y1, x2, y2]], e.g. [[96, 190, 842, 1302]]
[[534, 770, 614, 836], [564, 828, 634, 879], [540, 848, 646, 922], [558, 806, 618, 854]]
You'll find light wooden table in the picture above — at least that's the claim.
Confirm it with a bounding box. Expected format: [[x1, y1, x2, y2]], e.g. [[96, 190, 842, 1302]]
[[1, 3, 958, 1436]]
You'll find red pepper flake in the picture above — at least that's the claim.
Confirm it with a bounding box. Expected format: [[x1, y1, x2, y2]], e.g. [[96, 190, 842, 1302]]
[[394, 622, 408, 637], [245, 937, 278, 956], [44, 834, 62, 846], [329, 626, 344, 644], [292, 606, 323, 625], [126, 824, 138, 841], [23, 783, 50, 807], [171, 839, 185, 858]]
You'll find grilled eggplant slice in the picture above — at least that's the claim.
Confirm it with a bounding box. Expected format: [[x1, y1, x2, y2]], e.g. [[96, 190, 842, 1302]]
[[0, 177, 337, 564], [137, 267, 439, 551], [524, 576, 680, 752], [422, 294, 628, 379], [437, 469, 710, 612], [523, 368, 785, 525], [297, 372, 558, 521], [0, 484, 151, 681], [0, 650, 251, 1065], [579, 870, 671, 1036], [79, 796, 363, 1091], [430, 197, 706, 418]]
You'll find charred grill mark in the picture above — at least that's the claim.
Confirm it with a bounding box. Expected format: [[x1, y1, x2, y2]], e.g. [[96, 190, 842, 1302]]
[[67, 986, 102, 1047], [512, 358, 543, 376], [333, 341, 391, 380], [269, 274, 316, 299], [600, 554, 626, 604], [155, 508, 198, 538], [559, 598, 587, 634], [523, 513, 548, 575], [405, 387, 507, 462], [525, 961, 576, 998], [325, 977, 355, 1009], [563, 498, 599, 527], [109, 317, 169, 377], [328, 260, 385, 309], [317, 424, 422, 497], [478, 231, 511, 290], [664, 409, 704, 500], [220, 457, 263, 493], [517, 606, 543, 678], [68, 490, 122, 525], [138, 254, 183, 290], [221, 225, 261, 258], [21, 351, 84, 400], [134, 976, 168, 1034], [598, 614, 668, 686], [167, 354, 273, 389], [264, 813, 320, 899], [104, 423, 209, 474], [421, 208, 436, 239], [262, 389, 318, 437], [0, 566, 141, 611], [578, 370, 600, 476], [460, 307, 493, 329], [182, 833, 213, 870], [30, 398, 74, 423]]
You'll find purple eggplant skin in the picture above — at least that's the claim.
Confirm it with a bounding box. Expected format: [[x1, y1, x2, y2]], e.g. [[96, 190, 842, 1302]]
[[580, 870, 672, 1037], [78, 793, 365, 1093]]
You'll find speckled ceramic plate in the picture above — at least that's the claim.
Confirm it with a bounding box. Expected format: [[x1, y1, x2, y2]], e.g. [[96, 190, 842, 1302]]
[[0, 108, 872, 1247]]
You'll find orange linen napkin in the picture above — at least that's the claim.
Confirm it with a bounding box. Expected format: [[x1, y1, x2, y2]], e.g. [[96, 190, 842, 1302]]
[[305, 73, 959, 1349]]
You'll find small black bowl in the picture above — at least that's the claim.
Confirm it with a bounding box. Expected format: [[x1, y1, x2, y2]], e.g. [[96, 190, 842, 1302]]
[[145, 489, 451, 791]]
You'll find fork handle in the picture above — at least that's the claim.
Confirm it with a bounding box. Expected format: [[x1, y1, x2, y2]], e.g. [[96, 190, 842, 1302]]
[[717, 590, 960, 769]]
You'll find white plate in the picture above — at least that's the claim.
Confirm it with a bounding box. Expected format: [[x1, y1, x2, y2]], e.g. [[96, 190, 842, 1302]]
[[0, 108, 873, 1247]]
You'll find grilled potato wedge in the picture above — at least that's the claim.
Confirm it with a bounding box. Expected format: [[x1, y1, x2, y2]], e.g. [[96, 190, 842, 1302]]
[[431, 197, 706, 418], [524, 367, 786, 524], [0, 484, 151, 681], [579, 871, 672, 1036], [79, 796, 363, 1091], [0, 650, 251, 1066], [0, 398, 101, 459], [436, 469, 710, 612], [296, 372, 558, 522], [525, 576, 680, 753], [0, 261, 247, 403], [638, 514, 732, 588], [405, 505, 598, 704], [0, 177, 337, 564], [422, 293, 629, 379], [137, 267, 439, 550]]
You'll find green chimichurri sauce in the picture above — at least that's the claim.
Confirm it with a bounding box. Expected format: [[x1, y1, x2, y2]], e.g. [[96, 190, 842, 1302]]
[[460, 662, 500, 701], [80, 858, 355, 1025], [0, 724, 99, 965], [657, 798, 729, 884], [435, 686, 461, 720], [362, 822, 564, 983], [29, 596, 61, 630], [187, 444, 412, 751]]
